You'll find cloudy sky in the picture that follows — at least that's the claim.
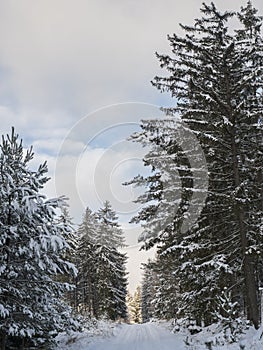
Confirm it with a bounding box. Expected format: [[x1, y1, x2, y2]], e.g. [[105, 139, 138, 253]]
[[1, 0, 262, 291]]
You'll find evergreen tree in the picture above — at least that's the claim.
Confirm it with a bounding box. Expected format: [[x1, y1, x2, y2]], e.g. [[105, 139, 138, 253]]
[[93, 243, 128, 320], [129, 286, 142, 324], [57, 207, 79, 310], [126, 291, 134, 323], [95, 201, 128, 320], [0, 128, 77, 349], [141, 260, 156, 322], [76, 207, 99, 317], [141, 253, 179, 322], [75, 202, 128, 321], [127, 1, 263, 328], [96, 200, 126, 248], [152, 252, 179, 320]]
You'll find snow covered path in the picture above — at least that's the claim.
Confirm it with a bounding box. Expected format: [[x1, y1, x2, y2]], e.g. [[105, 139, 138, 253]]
[[87, 323, 185, 350]]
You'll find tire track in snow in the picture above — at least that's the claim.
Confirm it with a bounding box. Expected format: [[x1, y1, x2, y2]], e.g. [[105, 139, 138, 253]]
[[87, 323, 185, 350]]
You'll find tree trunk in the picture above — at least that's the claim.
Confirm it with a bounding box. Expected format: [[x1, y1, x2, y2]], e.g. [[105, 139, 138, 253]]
[[239, 210, 259, 328], [0, 332, 6, 350], [231, 131, 259, 328], [20, 337, 25, 350], [92, 283, 98, 319]]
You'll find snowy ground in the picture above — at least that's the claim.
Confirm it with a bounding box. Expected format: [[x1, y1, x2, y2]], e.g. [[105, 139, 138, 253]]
[[187, 324, 263, 349], [85, 323, 186, 350], [56, 322, 185, 350], [56, 319, 118, 350], [56, 320, 263, 350]]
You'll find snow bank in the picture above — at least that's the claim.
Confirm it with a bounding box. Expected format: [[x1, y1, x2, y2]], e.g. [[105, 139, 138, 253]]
[[55, 319, 122, 350], [167, 319, 263, 350]]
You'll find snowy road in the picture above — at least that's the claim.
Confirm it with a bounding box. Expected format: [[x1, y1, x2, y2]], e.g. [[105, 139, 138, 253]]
[[87, 323, 185, 350]]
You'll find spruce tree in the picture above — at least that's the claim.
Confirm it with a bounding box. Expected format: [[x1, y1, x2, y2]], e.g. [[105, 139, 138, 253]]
[[126, 291, 133, 323], [77, 207, 99, 317], [75, 202, 128, 321], [95, 201, 128, 320], [127, 1, 263, 328], [0, 128, 77, 349], [57, 207, 79, 311], [129, 286, 142, 324], [141, 260, 157, 322], [96, 200, 126, 248]]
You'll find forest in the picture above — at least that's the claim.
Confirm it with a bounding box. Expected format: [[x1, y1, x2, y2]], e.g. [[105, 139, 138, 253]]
[[0, 1, 262, 349]]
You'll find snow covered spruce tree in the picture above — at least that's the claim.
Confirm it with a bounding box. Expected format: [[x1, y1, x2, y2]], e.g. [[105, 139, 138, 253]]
[[128, 286, 142, 324], [141, 260, 157, 322], [127, 2, 263, 328], [0, 128, 77, 349], [76, 202, 128, 320], [96, 200, 126, 248], [127, 117, 207, 323], [75, 207, 99, 316], [57, 207, 79, 310], [95, 201, 128, 320]]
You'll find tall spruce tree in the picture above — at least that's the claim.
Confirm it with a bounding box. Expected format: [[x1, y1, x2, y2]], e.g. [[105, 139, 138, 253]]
[[0, 128, 77, 349], [129, 286, 142, 324], [141, 260, 157, 322], [127, 2, 263, 328], [95, 201, 128, 320], [75, 202, 128, 320], [77, 207, 99, 316]]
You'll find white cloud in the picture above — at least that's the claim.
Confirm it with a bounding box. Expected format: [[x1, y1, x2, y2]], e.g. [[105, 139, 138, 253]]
[[2, 0, 259, 117], [0, 106, 72, 143], [54, 141, 150, 224], [1, 1, 261, 143]]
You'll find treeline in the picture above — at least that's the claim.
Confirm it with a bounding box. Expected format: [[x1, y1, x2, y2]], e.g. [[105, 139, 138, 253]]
[[0, 129, 128, 350], [69, 202, 128, 321], [131, 1, 263, 331]]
